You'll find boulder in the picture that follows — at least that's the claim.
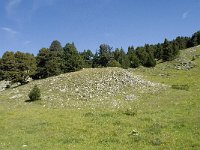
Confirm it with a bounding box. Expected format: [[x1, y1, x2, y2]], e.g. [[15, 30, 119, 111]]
[[0, 80, 11, 92]]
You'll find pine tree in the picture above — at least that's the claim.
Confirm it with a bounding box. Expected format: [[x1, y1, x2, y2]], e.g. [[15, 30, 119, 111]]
[[127, 46, 140, 68], [63, 43, 83, 72], [98, 44, 112, 67], [49, 40, 63, 51], [0, 51, 36, 84], [0, 58, 3, 81], [35, 40, 64, 79], [80, 50, 94, 68], [135, 47, 148, 66], [35, 48, 50, 79], [113, 48, 121, 62], [0, 51, 17, 82], [119, 48, 127, 68], [154, 43, 163, 60], [92, 52, 100, 68], [113, 48, 130, 68], [145, 53, 156, 67], [48, 40, 63, 76], [162, 39, 174, 61], [190, 31, 200, 46], [14, 51, 36, 84], [144, 44, 156, 67], [172, 41, 180, 58]]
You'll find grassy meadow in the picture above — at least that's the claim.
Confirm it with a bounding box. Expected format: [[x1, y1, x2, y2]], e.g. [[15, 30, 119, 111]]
[[0, 46, 200, 149]]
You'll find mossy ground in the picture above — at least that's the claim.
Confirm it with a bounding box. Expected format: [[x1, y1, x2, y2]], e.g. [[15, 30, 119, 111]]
[[0, 47, 200, 149]]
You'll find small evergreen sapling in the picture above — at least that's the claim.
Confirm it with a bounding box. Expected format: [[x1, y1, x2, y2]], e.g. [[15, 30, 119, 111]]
[[28, 85, 41, 101]]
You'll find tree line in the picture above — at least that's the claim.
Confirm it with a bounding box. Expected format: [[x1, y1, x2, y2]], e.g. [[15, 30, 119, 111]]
[[0, 31, 200, 84]]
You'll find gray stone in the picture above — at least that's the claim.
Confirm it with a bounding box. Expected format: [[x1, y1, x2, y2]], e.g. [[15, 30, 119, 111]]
[[0, 80, 11, 92]]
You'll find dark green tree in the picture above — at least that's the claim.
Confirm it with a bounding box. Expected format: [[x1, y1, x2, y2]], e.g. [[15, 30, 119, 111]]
[[92, 52, 100, 68], [128, 54, 140, 68], [0, 58, 3, 81], [14, 51, 37, 84], [98, 44, 112, 67], [113, 48, 130, 69], [119, 48, 130, 69], [144, 44, 156, 67], [154, 43, 163, 60], [63, 42, 83, 72], [127, 46, 135, 56], [35, 48, 50, 79], [35, 40, 64, 79], [127, 46, 140, 68], [45, 57, 63, 76], [49, 40, 63, 51], [172, 40, 180, 57], [162, 39, 174, 61], [190, 31, 200, 46], [145, 44, 155, 56], [80, 49, 94, 68], [145, 53, 156, 67], [48, 40, 63, 76], [0, 51, 36, 84], [135, 47, 149, 66], [175, 36, 189, 50], [113, 48, 121, 62], [0, 51, 17, 82]]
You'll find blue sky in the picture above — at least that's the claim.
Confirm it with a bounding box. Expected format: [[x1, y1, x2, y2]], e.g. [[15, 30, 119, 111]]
[[0, 0, 200, 57]]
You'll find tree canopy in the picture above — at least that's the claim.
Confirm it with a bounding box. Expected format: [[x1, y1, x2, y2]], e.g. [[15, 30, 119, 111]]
[[0, 51, 36, 84], [62, 43, 83, 72], [1, 30, 200, 84]]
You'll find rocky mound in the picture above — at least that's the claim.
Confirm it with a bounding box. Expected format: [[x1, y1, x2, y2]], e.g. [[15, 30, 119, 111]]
[[174, 47, 200, 70], [174, 58, 195, 70], [1, 68, 167, 109]]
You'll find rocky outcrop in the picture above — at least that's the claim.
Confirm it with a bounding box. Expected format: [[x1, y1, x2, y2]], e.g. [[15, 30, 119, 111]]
[[0, 80, 11, 92], [174, 58, 195, 70], [0, 77, 33, 92]]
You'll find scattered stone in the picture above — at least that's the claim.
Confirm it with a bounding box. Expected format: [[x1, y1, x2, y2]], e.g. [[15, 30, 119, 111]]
[[0, 80, 11, 92], [129, 130, 139, 136], [10, 82, 21, 88], [0, 68, 167, 109], [125, 95, 137, 101], [22, 145, 27, 148], [174, 58, 195, 70], [10, 94, 23, 99]]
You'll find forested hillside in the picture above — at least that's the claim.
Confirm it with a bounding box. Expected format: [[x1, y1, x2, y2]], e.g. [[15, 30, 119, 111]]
[[0, 45, 200, 149], [0, 31, 200, 85]]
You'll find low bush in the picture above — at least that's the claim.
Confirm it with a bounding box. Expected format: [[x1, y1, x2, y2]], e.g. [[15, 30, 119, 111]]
[[172, 84, 189, 91], [123, 109, 137, 116], [28, 85, 41, 101], [107, 60, 121, 67]]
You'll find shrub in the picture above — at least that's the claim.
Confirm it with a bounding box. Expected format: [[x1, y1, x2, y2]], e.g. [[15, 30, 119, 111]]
[[107, 59, 121, 67], [192, 56, 196, 61], [171, 84, 189, 91], [123, 109, 137, 116], [28, 85, 41, 101]]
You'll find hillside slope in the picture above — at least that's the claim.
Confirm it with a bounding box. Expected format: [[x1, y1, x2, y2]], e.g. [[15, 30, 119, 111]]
[[0, 67, 166, 109], [0, 46, 200, 149]]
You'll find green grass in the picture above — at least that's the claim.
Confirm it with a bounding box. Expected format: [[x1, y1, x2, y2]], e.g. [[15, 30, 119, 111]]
[[0, 46, 200, 149]]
